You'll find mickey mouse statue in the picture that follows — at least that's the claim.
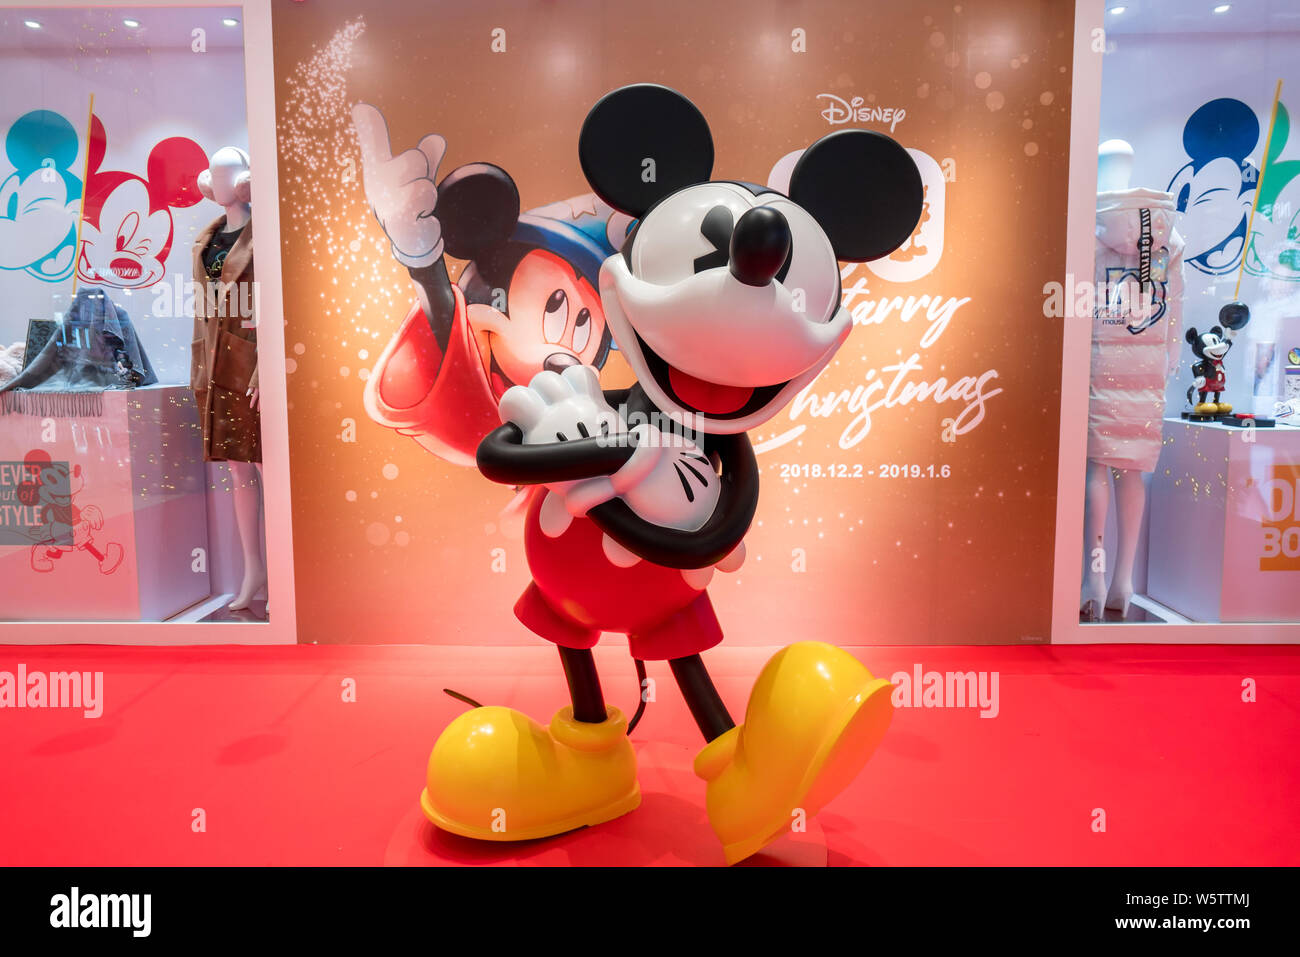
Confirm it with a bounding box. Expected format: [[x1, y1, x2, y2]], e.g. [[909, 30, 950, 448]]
[[422, 84, 924, 864], [1185, 301, 1250, 416]]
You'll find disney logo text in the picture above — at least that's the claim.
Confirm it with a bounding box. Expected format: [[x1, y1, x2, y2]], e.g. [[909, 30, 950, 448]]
[[817, 94, 907, 132]]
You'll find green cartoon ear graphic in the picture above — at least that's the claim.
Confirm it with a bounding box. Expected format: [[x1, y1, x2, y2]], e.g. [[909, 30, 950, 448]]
[[1259, 102, 1300, 216]]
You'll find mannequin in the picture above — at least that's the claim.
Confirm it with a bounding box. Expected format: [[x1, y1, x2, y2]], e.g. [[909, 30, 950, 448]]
[[191, 147, 266, 612], [1097, 138, 1134, 193], [1082, 140, 1185, 620]]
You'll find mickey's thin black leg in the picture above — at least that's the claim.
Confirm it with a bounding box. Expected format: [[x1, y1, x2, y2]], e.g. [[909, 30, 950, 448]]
[[558, 646, 607, 723], [669, 654, 735, 742]]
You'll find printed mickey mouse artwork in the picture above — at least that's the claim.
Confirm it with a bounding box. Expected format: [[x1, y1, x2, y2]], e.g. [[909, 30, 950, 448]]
[[76, 115, 207, 289], [19, 451, 124, 576], [352, 103, 622, 467], [1168, 98, 1260, 277], [0, 110, 83, 283], [421, 84, 924, 864]]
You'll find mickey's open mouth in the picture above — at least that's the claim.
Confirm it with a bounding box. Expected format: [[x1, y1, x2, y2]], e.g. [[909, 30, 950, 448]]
[[487, 350, 518, 399], [108, 257, 143, 281], [636, 333, 785, 418]]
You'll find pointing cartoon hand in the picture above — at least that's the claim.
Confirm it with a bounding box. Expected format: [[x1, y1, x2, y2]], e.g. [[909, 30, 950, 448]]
[[351, 102, 448, 269]]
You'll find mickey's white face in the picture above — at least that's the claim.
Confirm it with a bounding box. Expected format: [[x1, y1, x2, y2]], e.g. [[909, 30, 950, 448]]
[[598, 182, 850, 434], [1202, 332, 1230, 359], [76, 179, 171, 288]]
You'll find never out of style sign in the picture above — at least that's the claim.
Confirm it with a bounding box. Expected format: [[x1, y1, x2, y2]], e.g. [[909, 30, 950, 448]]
[[0, 459, 72, 547]]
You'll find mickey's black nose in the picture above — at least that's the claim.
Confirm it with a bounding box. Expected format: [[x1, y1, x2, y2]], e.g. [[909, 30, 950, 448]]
[[729, 207, 791, 287]]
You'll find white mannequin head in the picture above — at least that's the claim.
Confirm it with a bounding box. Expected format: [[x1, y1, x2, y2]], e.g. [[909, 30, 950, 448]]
[[198, 147, 251, 224], [1098, 139, 1134, 192]]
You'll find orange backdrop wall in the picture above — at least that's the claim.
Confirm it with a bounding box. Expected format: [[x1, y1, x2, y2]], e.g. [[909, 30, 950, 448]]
[[270, 0, 1074, 645]]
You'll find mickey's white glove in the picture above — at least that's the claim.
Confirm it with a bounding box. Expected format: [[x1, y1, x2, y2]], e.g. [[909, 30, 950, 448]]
[[499, 367, 721, 532], [498, 366, 626, 515], [1193, 376, 1207, 389], [352, 102, 447, 269], [609, 423, 720, 532]]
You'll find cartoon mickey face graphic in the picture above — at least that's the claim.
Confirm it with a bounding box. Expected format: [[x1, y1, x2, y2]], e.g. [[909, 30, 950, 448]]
[[442, 166, 613, 393], [579, 83, 923, 434], [0, 110, 83, 282], [76, 115, 206, 289]]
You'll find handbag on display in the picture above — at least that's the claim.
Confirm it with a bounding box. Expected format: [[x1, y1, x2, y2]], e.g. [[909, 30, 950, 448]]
[[22, 319, 58, 371]]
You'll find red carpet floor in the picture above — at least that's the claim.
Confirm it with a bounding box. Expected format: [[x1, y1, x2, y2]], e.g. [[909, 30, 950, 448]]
[[0, 642, 1296, 866]]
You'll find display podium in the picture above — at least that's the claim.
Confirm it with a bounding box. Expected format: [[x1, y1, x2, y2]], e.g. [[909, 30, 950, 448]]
[[0, 385, 212, 621], [1147, 417, 1300, 623]]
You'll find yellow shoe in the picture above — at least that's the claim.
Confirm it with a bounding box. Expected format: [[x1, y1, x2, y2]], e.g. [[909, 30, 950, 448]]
[[1216, 402, 1233, 414], [1193, 402, 1217, 414], [421, 705, 640, 842], [695, 642, 894, 864]]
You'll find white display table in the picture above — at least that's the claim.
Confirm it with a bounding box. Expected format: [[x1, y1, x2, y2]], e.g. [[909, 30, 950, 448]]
[[0, 385, 212, 621], [1147, 417, 1300, 623]]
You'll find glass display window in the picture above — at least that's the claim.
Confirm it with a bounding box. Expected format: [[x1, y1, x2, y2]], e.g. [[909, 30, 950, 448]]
[[0, 2, 293, 641], [1054, 0, 1300, 640]]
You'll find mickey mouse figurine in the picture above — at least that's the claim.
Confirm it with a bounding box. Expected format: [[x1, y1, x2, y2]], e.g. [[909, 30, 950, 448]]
[[1185, 301, 1250, 416], [422, 84, 924, 864]]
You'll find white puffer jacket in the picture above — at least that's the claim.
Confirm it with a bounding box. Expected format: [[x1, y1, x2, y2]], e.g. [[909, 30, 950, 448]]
[[1087, 188, 1186, 472]]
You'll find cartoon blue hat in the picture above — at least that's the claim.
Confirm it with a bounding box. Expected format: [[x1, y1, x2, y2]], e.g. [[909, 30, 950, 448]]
[[511, 193, 632, 287]]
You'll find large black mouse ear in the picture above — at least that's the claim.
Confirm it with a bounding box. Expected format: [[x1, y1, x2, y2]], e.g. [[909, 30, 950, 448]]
[[789, 129, 923, 262], [1186, 327, 1200, 344], [578, 83, 714, 218], [435, 163, 521, 261]]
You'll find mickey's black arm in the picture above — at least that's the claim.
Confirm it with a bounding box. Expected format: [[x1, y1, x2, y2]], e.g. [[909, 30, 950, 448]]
[[476, 423, 637, 485], [408, 259, 457, 354], [587, 432, 759, 570]]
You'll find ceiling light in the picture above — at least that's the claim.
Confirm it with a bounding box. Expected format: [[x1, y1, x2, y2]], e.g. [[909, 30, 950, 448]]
[[222, 17, 240, 27], [1213, 4, 1231, 12], [24, 19, 41, 29], [1109, 6, 1126, 14], [123, 18, 141, 28]]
